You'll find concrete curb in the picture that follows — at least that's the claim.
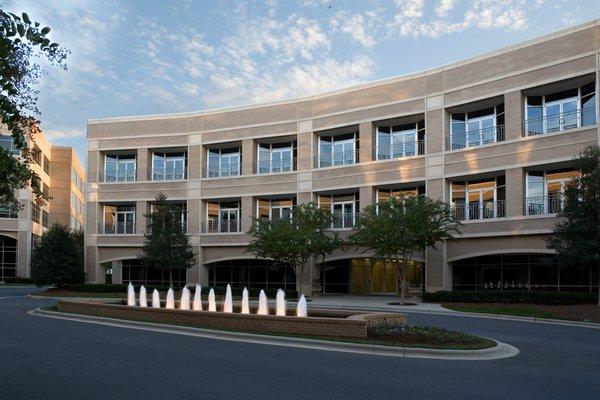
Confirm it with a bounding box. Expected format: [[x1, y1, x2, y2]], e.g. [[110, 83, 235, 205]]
[[29, 307, 518, 361]]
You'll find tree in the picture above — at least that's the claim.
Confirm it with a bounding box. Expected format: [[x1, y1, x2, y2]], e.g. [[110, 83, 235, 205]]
[[138, 193, 195, 287], [31, 224, 84, 287], [0, 10, 68, 211], [350, 196, 460, 304], [546, 146, 600, 305], [248, 202, 340, 297]]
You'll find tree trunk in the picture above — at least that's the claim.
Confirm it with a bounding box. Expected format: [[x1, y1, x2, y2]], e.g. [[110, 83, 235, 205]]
[[296, 264, 304, 300], [169, 269, 173, 288], [397, 260, 405, 305]]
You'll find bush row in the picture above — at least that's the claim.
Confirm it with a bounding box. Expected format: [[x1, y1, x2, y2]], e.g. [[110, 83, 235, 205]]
[[1, 277, 36, 284], [67, 283, 298, 299], [422, 290, 597, 305]]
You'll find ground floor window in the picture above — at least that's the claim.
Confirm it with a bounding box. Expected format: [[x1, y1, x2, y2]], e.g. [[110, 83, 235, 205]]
[[0, 235, 17, 281], [122, 259, 187, 286], [320, 258, 424, 295], [207, 259, 296, 290], [452, 254, 598, 292]]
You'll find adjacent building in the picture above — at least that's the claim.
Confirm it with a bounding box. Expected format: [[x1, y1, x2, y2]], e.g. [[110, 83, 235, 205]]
[[85, 21, 600, 294], [0, 130, 85, 281]]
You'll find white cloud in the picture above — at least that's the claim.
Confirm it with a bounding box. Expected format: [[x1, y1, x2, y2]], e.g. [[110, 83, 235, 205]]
[[330, 11, 377, 47], [435, 0, 456, 17]]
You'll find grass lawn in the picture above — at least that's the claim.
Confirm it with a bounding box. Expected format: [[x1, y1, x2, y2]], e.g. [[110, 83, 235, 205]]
[[46, 305, 494, 350]]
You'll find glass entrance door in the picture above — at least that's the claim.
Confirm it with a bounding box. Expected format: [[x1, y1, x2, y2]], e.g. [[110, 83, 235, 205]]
[[371, 261, 397, 294]]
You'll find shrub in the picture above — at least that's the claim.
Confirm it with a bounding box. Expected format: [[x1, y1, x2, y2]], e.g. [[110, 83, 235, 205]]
[[31, 224, 84, 287], [422, 290, 597, 305], [1, 277, 35, 284]]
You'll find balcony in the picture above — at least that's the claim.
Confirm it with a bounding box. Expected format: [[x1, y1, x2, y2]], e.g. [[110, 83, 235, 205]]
[[203, 163, 241, 178], [376, 140, 424, 160], [447, 125, 505, 150], [316, 150, 358, 169], [524, 107, 596, 137], [202, 219, 241, 234], [525, 194, 564, 215], [330, 212, 359, 230], [451, 200, 505, 221], [256, 158, 296, 174], [100, 170, 136, 183], [151, 168, 186, 181], [99, 222, 136, 235]]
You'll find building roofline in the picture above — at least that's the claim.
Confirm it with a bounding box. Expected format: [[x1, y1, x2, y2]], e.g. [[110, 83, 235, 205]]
[[87, 19, 600, 125]]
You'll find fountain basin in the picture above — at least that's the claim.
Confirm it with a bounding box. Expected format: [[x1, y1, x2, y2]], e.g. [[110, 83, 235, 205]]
[[55, 300, 406, 339]]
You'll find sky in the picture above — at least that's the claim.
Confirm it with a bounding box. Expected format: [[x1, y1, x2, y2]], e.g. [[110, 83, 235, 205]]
[[5, 0, 600, 165]]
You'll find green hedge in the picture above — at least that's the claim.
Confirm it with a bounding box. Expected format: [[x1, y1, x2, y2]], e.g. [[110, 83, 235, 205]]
[[67, 284, 297, 299], [423, 290, 597, 305], [1, 277, 36, 284]]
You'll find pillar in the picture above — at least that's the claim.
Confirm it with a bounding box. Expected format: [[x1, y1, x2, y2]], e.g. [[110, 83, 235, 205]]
[[358, 122, 374, 163], [506, 167, 525, 217], [241, 139, 255, 175], [504, 90, 523, 140]]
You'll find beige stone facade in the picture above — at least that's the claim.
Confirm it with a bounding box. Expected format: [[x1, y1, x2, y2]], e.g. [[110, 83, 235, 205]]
[[85, 21, 600, 294], [0, 131, 85, 280]]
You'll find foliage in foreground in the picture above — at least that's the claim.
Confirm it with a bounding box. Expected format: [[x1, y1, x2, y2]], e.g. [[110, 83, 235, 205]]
[[423, 290, 597, 305], [546, 146, 600, 305], [368, 325, 494, 349], [31, 224, 84, 287]]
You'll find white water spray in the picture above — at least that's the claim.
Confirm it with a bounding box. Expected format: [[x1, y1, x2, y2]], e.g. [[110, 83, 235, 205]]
[[166, 288, 175, 309], [180, 286, 190, 310], [241, 287, 250, 314], [208, 288, 216, 311], [152, 289, 160, 308], [139, 285, 147, 307], [296, 294, 307, 317], [275, 289, 286, 316], [127, 282, 135, 306], [193, 284, 202, 311], [223, 284, 233, 313], [257, 290, 268, 315]]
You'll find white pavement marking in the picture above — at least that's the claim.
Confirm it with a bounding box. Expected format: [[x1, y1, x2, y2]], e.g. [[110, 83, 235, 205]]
[[29, 308, 519, 361]]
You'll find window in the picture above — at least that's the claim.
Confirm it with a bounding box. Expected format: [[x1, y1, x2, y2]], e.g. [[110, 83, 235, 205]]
[[207, 148, 240, 177], [525, 169, 579, 215], [0, 135, 19, 155], [0, 235, 18, 280], [103, 205, 135, 234], [450, 105, 504, 150], [257, 198, 295, 219], [450, 177, 506, 220], [32, 145, 42, 165], [525, 82, 597, 136], [42, 183, 50, 198], [205, 201, 240, 233], [377, 186, 424, 203], [318, 133, 358, 168], [31, 202, 48, 227], [0, 204, 18, 218], [257, 142, 295, 174], [150, 203, 187, 232], [376, 121, 425, 160], [152, 152, 186, 180], [43, 155, 51, 175], [104, 154, 136, 182], [70, 216, 82, 231], [72, 168, 84, 192], [319, 193, 358, 229]]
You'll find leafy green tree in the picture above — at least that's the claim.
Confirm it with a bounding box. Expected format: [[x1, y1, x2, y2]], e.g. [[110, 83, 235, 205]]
[[138, 193, 195, 287], [248, 202, 340, 297], [31, 224, 84, 287], [350, 196, 459, 304], [0, 10, 68, 211], [547, 146, 600, 305]]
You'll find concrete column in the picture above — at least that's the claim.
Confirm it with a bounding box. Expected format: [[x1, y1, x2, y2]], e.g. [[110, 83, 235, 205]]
[[17, 231, 30, 278], [241, 139, 255, 175], [506, 167, 525, 217], [297, 192, 314, 205], [112, 260, 122, 284], [297, 132, 312, 171], [241, 196, 254, 233], [137, 149, 149, 181], [425, 247, 446, 292], [186, 198, 200, 235], [187, 144, 202, 180], [358, 122, 374, 163], [504, 90, 523, 140], [426, 109, 444, 154], [359, 186, 374, 210], [426, 178, 445, 201], [135, 201, 148, 234]]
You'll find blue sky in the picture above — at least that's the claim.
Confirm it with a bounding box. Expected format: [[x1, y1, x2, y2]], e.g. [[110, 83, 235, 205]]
[[5, 0, 600, 164]]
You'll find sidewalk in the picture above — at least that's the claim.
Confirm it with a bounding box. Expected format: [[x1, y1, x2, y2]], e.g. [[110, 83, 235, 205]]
[[302, 295, 448, 313]]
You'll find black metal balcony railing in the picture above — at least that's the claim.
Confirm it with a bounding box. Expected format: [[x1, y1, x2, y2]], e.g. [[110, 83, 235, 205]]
[[446, 125, 504, 150], [202, 219, 241, 233], [330, 212, 360, 229], [151, 168, 186, 181], [256, 158, 297, 174], [99, 222, 136, 235], [316, 150, 358, 168], [146, 221, 187, 234], [376, 140, 425, 160], [203, 163, 241, 178], [523, 107, 596, 137], [101, 170, 136, 183], [526, 194, 564, 215], [452, 200, 505, 221]]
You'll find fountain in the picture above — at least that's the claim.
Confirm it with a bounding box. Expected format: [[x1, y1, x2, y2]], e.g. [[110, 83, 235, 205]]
[[139, 285, 147, 308], [257, 290, 268, 315], [152, 289, 160, 308], [127, 282, 135, 306], [241, 287, 250, 314], [193, 284, 202, 311], [223, 284, 233, 313], [208, 288, 216, 311], [296, 294, 307, 317], [276, 289, 286, 316], [166, 288, 175, 309], [180, 286, 190, 310]]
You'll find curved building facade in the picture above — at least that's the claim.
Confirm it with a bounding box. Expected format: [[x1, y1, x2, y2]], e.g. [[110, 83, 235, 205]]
[[85, 21, 600, 294]]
